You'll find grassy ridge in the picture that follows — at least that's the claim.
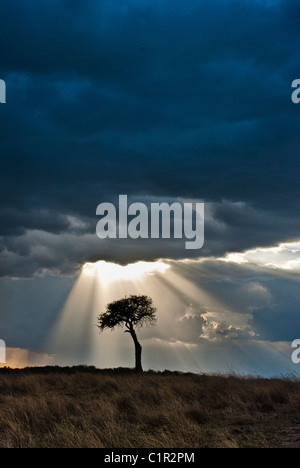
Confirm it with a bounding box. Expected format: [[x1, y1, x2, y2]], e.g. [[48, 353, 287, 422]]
[[0, 368, 299, 448]]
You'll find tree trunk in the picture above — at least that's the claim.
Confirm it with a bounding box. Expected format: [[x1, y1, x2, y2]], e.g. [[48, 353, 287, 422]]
[[129, 328, 143, 372]]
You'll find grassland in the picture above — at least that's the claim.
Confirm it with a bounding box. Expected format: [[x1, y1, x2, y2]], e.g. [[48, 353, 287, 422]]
[[0, 367, 299, 448]]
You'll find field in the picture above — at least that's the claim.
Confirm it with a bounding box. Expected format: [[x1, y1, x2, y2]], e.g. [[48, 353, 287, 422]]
[[0, 367, 299, 448]]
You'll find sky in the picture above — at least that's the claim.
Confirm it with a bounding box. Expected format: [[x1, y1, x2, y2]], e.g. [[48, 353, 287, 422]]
[[0, 0, 299, 376]]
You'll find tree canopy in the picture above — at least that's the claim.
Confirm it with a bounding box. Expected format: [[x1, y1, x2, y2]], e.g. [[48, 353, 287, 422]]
[[98, 295, 157, 332]]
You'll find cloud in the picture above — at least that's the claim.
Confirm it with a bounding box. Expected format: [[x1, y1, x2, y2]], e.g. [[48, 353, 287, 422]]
[[0, 1, 299, 279], [223, 242, 300, 271], [1, 348, 55, 369], [0, 0, 299, 218], [0, 200, 299, 278], [0, 0, 299, 375]]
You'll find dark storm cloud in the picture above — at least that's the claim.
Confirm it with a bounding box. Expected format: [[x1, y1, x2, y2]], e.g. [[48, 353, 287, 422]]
[[0, 0, 299, 276], [0, 207, 93, 237], [0, 199, 298, 278]]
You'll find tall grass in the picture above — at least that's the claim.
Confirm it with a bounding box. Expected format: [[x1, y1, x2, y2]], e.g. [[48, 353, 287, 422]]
[[0, 369, 299, 448]]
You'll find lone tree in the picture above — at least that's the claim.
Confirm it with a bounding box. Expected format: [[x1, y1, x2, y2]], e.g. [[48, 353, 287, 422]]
[[97, 295, 157, 372]]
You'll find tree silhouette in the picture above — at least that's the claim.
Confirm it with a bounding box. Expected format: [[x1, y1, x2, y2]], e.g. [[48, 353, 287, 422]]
[[97, 295, 157, 372]]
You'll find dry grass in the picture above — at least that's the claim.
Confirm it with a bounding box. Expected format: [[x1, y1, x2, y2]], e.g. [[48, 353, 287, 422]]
[[0, 367, 299, 448]]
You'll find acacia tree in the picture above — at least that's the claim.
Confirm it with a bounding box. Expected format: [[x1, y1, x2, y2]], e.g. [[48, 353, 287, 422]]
[[97, 295, 157, 372]]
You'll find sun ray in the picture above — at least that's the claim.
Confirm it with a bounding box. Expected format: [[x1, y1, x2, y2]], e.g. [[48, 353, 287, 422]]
[[46, 259, 239, 370]]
